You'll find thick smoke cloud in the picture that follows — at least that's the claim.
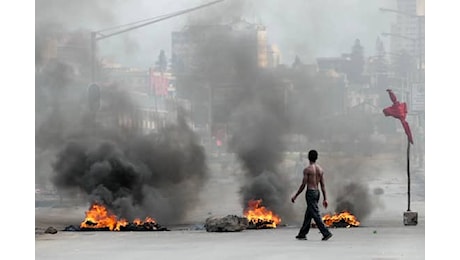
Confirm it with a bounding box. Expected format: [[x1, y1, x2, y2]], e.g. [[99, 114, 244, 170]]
[[178, 0, 296, 222], [51, 111, 208, 224], [227, 74, 294, 221]]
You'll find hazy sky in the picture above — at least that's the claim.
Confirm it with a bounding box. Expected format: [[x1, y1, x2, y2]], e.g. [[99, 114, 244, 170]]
[[36, 0, 396, 68]]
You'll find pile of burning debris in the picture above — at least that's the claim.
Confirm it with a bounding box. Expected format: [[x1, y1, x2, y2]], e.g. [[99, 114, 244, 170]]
[[204, 199, 282, 232], [320, 210, 361, 228], [243, 199, 281, 229], [59, 200, 359, 233], [64, 202, 169, 232], [241, 200, 361, 230]]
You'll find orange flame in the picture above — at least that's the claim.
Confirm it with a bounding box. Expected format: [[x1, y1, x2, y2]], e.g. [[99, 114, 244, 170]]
[[133, 217, 157, 226], [322, 210, 361, 228], [80, 203, 157, 231], [243, 199, 281, 228]]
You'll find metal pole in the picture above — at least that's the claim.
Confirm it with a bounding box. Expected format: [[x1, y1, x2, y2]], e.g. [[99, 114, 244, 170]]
[[407, 138, 411, 211]]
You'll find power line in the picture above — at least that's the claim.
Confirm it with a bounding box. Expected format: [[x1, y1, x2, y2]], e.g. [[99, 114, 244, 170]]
[[90, 0, 226, 82], [94, 0, 225, 41]]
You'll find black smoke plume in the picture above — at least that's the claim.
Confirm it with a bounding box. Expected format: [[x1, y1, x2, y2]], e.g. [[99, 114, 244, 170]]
[[227, 73, 294, 221], [172, 0, 298, 222], [334, 183, 373, 220], [52, 110, 209, 225], [177, 9, 296, 222]]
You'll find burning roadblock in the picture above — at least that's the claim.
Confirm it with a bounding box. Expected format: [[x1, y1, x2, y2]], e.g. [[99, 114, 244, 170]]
[[243, 199, 282, 229], [64, 202, 169, 232], [49, 197, 361, 234], [205, 199, 282, 232], [49, 198, 285, 234], [58, 199, 361, 233], [306, 210, 361, 229], [322, 210, 361, 228]]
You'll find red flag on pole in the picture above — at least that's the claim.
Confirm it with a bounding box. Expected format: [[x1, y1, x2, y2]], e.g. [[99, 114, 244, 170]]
[[383, 89, 414, 144]]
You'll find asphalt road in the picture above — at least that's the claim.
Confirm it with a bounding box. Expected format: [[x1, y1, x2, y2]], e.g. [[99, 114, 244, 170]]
[[35, 221, 424, 260]]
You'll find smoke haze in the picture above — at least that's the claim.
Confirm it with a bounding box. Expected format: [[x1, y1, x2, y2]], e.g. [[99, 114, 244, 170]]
[[36, 0, 394, 67], [36, 0, 413, 226]]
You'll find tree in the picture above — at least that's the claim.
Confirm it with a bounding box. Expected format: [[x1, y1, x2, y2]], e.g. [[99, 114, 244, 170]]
[[155, 49, 168, 72], [292, 55, 303, 69]]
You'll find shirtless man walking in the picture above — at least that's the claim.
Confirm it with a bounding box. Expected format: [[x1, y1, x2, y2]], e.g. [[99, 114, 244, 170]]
[[291, 149, 333, 241]]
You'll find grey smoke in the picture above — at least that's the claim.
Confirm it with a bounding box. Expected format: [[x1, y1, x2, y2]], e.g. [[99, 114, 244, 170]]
[[334, 183, 373, 220], [177, 0, 296, 221], [36, 0, 398, 225], [51, 110, 209, 225], [36, 15, 210, 224], [321, 156, 385, 221], [175, 0, 390, 224], [228, 77, 295, 221]]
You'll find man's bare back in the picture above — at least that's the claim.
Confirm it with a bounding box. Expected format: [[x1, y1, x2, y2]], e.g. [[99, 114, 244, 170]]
[[291, 152, 328, 209], [305, 163, 324, 190]]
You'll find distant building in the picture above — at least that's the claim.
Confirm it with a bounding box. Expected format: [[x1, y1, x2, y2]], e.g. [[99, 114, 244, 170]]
[[316, 39, 366, 85], [384, 0, 424, 136], [388, 0, 425, 74], [171, 18, 278, 76], [101, 62, 149, 93], [36, 30, 91, 80], [316, 55, 350, 73]]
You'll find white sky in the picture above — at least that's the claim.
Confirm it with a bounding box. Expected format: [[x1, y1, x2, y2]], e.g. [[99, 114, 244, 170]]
[[35, 0, 397, 68]]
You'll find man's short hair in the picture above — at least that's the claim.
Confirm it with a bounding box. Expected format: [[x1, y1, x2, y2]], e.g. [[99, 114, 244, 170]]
[[308, 150, 318, 162]]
